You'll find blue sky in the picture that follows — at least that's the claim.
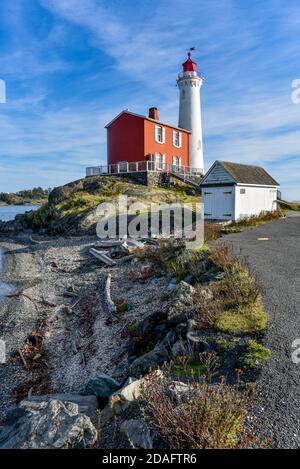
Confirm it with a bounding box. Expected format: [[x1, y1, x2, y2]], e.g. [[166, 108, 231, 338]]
[[0, 0, 299, 200]]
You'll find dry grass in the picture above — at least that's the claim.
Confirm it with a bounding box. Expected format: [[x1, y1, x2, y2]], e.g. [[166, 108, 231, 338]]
[[143, 367, 254, 449], [194, 244, 268, 333], [226, 209, 283, 230]]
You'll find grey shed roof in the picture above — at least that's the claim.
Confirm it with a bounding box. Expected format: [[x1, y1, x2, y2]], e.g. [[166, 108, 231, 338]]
[[202, 161, 279, 186]]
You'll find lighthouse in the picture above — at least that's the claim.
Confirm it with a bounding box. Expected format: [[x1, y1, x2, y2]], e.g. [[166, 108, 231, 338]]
[[177, 51, 204, 174]]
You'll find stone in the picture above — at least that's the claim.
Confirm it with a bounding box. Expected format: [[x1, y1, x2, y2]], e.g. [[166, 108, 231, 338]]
[[84, 374, 120, 399], [0, 400, 97, 449], [120, 419, 153, 449], [171, 340, 187, 357], [20, 394, 98, 420], [167, 281, 195, 325], [186, 320, 213, 353], [168, 381, 190, 403], [99, 377, 145, 427], [129, 347, 168, 378]]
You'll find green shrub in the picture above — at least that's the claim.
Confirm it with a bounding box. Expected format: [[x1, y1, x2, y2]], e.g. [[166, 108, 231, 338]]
[[244, 340, 272, 369]]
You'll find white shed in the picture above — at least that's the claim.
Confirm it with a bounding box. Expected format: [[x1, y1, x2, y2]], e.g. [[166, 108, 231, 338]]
[[201, 161, 280, 221]]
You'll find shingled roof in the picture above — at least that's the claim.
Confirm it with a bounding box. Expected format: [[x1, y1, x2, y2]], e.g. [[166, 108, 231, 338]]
[[217, 161, 279, 186]]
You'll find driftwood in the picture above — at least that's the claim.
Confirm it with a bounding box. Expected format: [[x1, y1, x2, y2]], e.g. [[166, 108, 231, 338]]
[[97, 239, 125, 248], [89, 248, 116, 266], [18, 348, 28, 369], [104, 274, 117, 315]]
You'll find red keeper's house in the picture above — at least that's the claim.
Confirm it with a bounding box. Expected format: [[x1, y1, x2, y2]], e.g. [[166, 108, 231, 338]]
[[105, 107, 191, 173]]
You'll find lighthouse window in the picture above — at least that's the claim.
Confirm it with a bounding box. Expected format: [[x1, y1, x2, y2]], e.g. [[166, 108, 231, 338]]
[[155, 125, 165, 144], [173, 131, 182, 148]]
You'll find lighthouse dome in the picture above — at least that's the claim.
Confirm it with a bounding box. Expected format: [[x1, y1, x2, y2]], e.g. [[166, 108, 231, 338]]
[[183, 52, 197, 72]]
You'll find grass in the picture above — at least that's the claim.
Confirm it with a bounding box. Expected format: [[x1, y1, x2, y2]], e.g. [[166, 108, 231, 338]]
[[244, 339, 272, 369], [127, 323, 138, 336], [278, 200, 300, 211], [225, 209, 283, 231], [171, 354, 207, 377], [194, 244, 269, 334], [216, 297, 268, 334]]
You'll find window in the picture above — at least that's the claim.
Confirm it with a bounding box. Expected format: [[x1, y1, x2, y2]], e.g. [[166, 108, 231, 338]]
[[155, 125, 165, 144], [156, 153, 165, 170], [172, 156, 181, 172], [173, 130, 182, 148], [240, 188, 246, 194]]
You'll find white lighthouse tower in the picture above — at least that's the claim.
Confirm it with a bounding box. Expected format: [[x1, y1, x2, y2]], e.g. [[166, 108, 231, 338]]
[[177, 51, 204, 174]]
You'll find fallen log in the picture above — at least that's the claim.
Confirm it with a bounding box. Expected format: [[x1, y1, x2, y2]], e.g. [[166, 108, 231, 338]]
[[89, 248, 116, 266]]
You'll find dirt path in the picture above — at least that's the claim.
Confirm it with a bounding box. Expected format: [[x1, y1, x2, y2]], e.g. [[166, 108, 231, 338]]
[[224, 215, 300, 448]]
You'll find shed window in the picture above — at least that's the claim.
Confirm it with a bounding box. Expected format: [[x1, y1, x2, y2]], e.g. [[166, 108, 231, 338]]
[[240, 188, 246, 194]]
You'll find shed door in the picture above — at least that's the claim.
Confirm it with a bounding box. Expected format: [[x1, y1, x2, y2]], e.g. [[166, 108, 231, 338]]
[[204, 191, 213, 218], [221, 190, 233, 218]]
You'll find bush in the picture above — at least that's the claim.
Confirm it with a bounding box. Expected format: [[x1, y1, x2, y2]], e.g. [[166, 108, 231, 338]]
[[244, 340, 272, 369], [143, 369, 252, 449]]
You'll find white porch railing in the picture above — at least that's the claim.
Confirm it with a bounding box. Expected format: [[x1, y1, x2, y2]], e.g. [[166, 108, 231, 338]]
[[86, 160, 203, 177]]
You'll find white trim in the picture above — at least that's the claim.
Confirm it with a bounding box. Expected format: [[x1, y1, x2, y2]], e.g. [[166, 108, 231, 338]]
[[155, 125, 165, 144], [172, 130, 182, 148]]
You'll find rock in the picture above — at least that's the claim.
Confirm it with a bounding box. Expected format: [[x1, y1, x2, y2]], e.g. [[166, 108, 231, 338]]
[[168, 381, 190, 403], [186, 320, 213, 353], [135, 310, 167, 338], [167, 281, 195, 325], [171, 340, 187, 357], [166, 278, 178, 292], [0, 400, 97, 449], [21, 394, 98, 420], [120, 419, 153, 449], [99, 377, 145, 427], [184, 274, 195, 284], [200, 271, 225, 283], [84, 374, 120, 399], [129, 347, 168, 378], [129, 330, 177, 378]]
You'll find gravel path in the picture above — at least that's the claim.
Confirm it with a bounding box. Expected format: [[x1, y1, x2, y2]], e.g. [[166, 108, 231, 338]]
[[224, 215, 300, 448]]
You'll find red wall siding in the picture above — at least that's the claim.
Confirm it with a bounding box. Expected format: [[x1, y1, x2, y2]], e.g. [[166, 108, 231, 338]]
[[144, 120, 190, 167], [107, 112, 190, 167], [107, 113, 145, 165]]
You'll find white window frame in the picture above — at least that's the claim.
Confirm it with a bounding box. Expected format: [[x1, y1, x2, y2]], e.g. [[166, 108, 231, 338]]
[[172, 156, 181, 172], [155, 125, 165, 144], [173, 130, 182, 148], [155, 153, 165, 171]]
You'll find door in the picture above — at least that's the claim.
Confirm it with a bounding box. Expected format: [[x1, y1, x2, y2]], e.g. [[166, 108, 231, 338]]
[[221, 190, 233, 219]]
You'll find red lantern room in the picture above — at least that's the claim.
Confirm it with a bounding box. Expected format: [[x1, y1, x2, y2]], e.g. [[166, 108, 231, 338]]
[[183, 51, 197, 72]]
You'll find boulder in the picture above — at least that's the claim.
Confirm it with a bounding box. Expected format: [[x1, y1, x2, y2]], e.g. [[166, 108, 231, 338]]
[[20, 394, 98, 420], [129, 347, 168, 378], [167, 281, 195, 325], [84, 374, 120, 399], [120, 419, 153, 449], [186, 319, 213, 353], [0, 400, 97, 449], [99, 377, 144, 427], [129, 331, 177, 378]]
